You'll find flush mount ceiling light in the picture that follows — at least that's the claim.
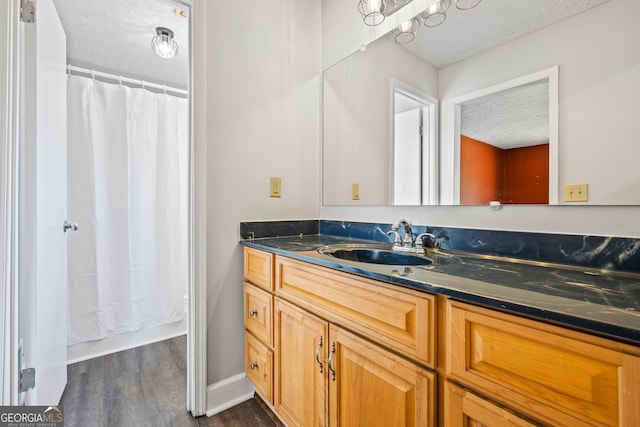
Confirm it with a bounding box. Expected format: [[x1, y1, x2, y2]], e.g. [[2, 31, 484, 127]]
[[151, 27, 179, 59]]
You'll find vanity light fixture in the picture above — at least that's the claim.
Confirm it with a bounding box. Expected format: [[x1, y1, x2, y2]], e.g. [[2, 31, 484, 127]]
[[390, 0, 481, 44], [358, 0, 413, 26], [151, 27, 179, 59]]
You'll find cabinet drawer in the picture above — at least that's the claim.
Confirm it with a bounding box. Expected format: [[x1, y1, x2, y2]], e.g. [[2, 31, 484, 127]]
[[245, 331, 274, 404], [276, 255, 435, 367], [444, 381, 536, 427], [446, 299, 640, 426], [244, 247, 274, 291], [244, 282, 273, 346]]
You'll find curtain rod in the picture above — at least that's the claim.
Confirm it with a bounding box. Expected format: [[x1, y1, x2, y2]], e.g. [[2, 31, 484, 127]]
[[67, 65, 188, 96]]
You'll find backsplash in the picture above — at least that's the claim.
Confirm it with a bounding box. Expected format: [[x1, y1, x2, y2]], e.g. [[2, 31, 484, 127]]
[[240, 219, 640, 274], [240, 220, 319, 239]]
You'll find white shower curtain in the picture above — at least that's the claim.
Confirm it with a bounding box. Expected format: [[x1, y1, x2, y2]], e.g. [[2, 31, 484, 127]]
[[66, 75, 188, 345]]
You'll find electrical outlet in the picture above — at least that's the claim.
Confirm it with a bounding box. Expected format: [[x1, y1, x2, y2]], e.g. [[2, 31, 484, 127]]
[[270, 177, 282, 198], [352, 183, 360, 200], [564, 184, 588, 202]]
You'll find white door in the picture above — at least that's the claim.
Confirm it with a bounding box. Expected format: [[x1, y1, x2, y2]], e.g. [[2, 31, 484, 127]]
[[19, 0, 68, 405], [393, 108, 422, 205]]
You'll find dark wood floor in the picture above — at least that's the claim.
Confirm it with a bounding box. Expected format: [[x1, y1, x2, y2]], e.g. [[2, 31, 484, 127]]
[[60, 335, 283, 426]]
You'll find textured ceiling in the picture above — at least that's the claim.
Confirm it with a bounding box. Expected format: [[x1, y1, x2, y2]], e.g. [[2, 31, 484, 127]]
[[398, 0, 611, 69], [52, 0, 189, 89], [461, 80, 549, 150]]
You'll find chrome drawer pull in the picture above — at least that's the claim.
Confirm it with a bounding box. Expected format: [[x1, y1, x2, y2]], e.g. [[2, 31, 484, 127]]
[[315, 336, 323, 373], [328, 342, 336, 381]]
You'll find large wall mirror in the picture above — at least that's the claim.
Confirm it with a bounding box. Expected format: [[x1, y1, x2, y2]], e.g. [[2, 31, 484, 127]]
[[323, 0, 640, 206]]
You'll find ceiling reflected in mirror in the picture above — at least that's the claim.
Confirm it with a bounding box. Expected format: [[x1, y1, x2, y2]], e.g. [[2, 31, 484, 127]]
[[388, 0, 610, 68]]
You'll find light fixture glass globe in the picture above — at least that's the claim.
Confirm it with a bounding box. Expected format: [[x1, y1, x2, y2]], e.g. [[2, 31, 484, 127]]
[[393, 17, 420, 44], [152, 27, 179, 59], [358, 0, 390, 26], [421, 0, 451, 27], [456, 0, 481, 10]]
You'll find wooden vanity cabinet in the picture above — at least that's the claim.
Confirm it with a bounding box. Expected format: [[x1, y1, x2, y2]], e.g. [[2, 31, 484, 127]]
[[244, 247, 436, 426], [445, 299, 640, 426], [244, 246, 640, 426]]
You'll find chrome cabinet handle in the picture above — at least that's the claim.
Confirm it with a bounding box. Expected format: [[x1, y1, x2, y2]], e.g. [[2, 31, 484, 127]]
[[249, 310, 257, 317], [315, 336, 323, 373], [63, 220, 79, 233], [328, 342, 336, 381], [250, 362, 258, 370]]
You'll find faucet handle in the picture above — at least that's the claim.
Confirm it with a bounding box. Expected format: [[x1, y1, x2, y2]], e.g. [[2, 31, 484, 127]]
[[386, 230, 402, 247], [415, 233, 437, 254]]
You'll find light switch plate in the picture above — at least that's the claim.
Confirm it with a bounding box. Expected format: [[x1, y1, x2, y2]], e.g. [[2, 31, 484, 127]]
[[352, 183, 360, 200], [270, 177, 282, 198]]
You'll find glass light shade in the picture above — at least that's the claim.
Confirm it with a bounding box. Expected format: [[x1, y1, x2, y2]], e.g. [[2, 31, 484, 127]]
[[358, 0, 390, 26], [421, 0, 451, 27], [151, 27, 179, 59], [456, 0, 481, 10], [393, 0, 413, 4], [393, 18, 420, 44]]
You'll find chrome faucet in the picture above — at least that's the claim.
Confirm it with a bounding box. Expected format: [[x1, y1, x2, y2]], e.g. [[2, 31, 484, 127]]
[[387, 219, 415, 252], [387, 219, 439, 254]]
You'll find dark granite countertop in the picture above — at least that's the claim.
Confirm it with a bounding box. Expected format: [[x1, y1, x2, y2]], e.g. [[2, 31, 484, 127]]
[[242, 234, 640, 347]]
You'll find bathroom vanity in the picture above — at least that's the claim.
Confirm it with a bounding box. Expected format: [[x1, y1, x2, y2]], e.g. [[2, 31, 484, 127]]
[[241, 231, 640, 426]]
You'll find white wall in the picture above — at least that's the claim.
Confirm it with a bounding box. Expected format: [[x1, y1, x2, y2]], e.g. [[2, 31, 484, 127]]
[[321, 0, 640, 238], [204, 0, 321, 390], [323, 36, 438, 205]]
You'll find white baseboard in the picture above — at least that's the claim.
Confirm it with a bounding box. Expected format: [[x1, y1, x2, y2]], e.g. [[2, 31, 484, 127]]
[[205, 373, 254, 417], [67, 318, 187, 364]]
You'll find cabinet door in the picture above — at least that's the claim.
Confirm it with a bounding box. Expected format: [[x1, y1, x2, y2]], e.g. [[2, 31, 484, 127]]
[[275, 299, 328, 427], [444, 381, 537, 427], [328, 325, 435, 427]]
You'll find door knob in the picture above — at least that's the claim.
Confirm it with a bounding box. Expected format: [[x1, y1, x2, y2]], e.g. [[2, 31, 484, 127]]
[[63, 220, 79, 232]]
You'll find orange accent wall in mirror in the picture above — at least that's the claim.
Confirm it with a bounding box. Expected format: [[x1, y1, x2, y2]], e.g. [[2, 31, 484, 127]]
[[460, 136, 548, 205]]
